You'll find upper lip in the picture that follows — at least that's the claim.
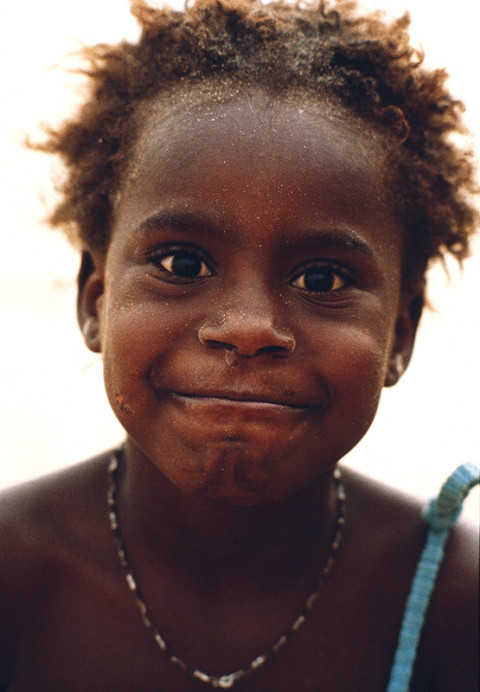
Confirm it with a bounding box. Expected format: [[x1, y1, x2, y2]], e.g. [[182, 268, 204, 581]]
[[169, 389, 312, 408]]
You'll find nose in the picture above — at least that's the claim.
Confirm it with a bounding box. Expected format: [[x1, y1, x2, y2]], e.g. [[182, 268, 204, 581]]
[[198, 300, 296, 358]]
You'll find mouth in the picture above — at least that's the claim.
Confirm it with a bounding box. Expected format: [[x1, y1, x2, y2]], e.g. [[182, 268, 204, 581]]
[[169, 390, 311, 410]]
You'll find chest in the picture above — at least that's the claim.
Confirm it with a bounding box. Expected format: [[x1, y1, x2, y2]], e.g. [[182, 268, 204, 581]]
[[6, 555, 428, 692]]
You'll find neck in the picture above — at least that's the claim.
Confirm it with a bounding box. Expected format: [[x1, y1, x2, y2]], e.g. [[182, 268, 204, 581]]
[[116, 441, 339, 577]]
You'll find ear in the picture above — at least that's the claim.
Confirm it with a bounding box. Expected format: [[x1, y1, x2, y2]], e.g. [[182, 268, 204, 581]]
[[77, 250, 105, 353], [384, 292, 424, 387]]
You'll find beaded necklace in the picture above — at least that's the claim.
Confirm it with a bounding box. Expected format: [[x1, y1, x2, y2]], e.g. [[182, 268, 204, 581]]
[[107, 451, 346, 689]]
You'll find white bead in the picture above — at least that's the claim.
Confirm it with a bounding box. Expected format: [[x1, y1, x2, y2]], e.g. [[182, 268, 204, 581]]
[[292, 614, 306, 631], [215, 671, 244, 688], [251, 654, 266, 669], [154, 633, 167, 651], [126, 573, 136, 591]]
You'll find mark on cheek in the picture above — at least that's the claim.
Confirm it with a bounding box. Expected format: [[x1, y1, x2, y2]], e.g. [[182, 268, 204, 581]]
[[115, 393, 134, 415]]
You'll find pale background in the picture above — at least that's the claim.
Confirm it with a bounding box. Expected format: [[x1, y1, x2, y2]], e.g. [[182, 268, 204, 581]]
[[0, 0, 478, 522]]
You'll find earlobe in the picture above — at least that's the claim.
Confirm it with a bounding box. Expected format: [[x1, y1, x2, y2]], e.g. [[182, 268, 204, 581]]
[[384, 292, 424, 388], [81, 315, 101, 352], [384, 353, 405, 387], [77, 251, 105, 353]]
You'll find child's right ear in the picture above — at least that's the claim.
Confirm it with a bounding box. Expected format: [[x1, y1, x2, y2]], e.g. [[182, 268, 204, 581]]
[[77, 251, 105, 353]]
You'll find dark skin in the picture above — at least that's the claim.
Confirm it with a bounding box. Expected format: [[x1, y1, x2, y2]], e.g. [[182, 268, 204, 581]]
[[0, 89, 478, 691]]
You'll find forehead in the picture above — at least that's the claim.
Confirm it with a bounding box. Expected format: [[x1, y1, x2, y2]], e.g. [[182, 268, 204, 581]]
[[114, 86, 402, 254], [128, 86, 387, 181]]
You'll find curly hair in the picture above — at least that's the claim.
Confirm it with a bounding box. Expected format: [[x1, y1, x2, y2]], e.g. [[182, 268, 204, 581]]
[[35, 0, 478, 290]]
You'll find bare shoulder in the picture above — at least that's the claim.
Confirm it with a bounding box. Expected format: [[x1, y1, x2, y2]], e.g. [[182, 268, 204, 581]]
[[420, 518, 479, 691], [0, 451, 112, 585], [342, 468, 478, 691], [341, 467, 427, 543], [0, 452, 114, 685]]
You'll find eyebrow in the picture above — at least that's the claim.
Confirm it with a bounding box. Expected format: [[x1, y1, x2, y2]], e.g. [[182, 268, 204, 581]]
[[137, 209, 227, 237], [290, 228, 377, 260], [136, 208, 377, 259]]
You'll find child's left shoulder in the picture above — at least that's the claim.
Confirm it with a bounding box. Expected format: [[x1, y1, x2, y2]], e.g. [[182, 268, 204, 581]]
[[343, 468, 478, 691], [420, 518, 479, 691]]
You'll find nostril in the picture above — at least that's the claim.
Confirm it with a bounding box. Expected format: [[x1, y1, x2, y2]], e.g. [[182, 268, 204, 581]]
[[201, 338, 234, 351], [257, 344, 292, 357]]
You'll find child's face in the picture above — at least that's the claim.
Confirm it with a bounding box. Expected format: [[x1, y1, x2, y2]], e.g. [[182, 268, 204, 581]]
[[82, 88, 419, 505]]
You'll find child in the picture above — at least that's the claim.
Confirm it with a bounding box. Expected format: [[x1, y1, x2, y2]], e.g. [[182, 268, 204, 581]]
[[0, 0, 478, 689]]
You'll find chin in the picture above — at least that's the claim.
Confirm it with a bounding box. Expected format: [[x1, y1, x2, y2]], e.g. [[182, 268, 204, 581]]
[[164, 452, 284, 506]]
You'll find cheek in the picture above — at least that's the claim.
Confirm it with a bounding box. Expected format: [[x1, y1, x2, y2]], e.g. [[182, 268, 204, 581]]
[[335, 332, 388, 393], [309, 320, 392, 440], [99, 290, 207, 432], [100, 298, 166, 419]]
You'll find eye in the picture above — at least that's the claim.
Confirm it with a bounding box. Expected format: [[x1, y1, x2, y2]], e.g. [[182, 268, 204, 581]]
[[290, 265, 349, 293], [152, 249, 212, 280]]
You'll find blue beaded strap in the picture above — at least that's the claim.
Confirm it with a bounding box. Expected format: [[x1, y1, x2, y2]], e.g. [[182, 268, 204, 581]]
[[386, 462, 480, 692]]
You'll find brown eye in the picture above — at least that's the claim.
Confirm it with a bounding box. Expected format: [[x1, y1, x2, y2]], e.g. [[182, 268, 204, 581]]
[[291, 267, 347, 293], [158, 251, 211, 279]]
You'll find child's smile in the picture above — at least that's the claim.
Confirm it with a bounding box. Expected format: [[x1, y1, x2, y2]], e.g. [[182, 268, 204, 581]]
[[89, 88, 416, 505]]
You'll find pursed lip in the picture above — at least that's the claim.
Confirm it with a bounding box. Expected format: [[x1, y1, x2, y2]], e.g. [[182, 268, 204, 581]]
[[167, 390, 313, 410]]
